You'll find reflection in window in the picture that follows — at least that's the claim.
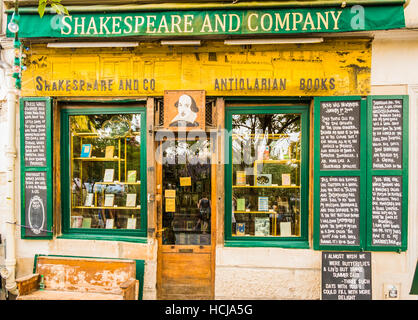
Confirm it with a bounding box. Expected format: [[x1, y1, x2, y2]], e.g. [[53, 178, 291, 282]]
[[69, 114, 142, 230], [231, 114, 301, 237]]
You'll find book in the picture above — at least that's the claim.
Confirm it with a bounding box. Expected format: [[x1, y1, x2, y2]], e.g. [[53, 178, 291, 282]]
[[84, 193, 94, 207], [71, 216, 83, 228], [280, 222, 292, 236], [104, 194, 115, 207], [237, 198, 245, 211], [282, 173, 291, 186], [127, 170, 137, 183], [126, 193, 136, 207], [255, 174, 272, 186], [255, 217, 270, 236], [103, 169, 114, 182], [80, 144, 92, 158], [81, 217, 92, 229], [236, 171, 246, 186], [105, 219, 114, 229], [127, 216, 137, 229], [186, 221, 194, 231], [258, 196, 269, 211], [105, 145, 115, 158], [236, 223, 245, 236]]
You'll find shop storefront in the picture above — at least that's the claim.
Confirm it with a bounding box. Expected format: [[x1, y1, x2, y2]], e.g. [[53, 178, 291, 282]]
[[2, 1, 415, 300]]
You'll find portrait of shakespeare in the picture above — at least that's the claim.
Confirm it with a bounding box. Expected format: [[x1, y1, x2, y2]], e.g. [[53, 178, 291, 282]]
[[169, 94, 200, 127]]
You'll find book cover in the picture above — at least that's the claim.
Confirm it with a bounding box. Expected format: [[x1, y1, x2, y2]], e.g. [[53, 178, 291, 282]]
[[71, 216, 83, 228], [255, 174, 272, 186], [255, 217, 270, 236], [237, 198, 245, 211], [236, 223, 245, 236], [282, 173, 291, 186], [127, 217, 137, 229], [80, 144, 92, 158], [105, 219, 114, 229], [126, 193, 137, 207], [258, 196, 269, 211], [103, 169, 114, 182], [84, 193, 94, 207], [104, 194, 115, 207], [280, 222, 292, 236], [127, 170, 137, 183], [81, 217, 92, 229], [236, 171, 246, 186], [105, 145, 115, 158]]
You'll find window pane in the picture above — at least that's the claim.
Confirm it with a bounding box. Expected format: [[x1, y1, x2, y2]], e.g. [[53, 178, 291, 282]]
[[231, 113, 301, 237], [69, 113, 142, 230]]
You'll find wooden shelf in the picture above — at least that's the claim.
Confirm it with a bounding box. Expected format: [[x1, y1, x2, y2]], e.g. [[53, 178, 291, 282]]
[[233, 185, 300, 189], [72, 206, 141, 210], [233, 210, 277, 214], [95, 181, 141, 185], [253, 159, 300, 164], [73, 157, 125, 161], [72, 132, 140, 138]]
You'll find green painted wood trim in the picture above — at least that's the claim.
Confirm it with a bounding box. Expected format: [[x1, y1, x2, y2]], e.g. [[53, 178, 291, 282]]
[[33, 254, 145, 299], [56, 233, 148, 243], [224, 105, 310, 248], [7, 1, 407, 14], [60, 106, 148, 239], [366, 95, 409, 252], [20, 97, 54, 240], [313, 96, 367, 251], [410, 261, 418, 295]]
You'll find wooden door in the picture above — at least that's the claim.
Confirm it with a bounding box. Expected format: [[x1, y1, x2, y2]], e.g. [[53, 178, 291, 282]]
[[156, 135, 216, 300]]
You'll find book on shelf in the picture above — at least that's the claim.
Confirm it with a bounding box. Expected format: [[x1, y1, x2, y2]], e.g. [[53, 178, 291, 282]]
[[127, 170, 137, 183], [71, 216, 83, 228], [105, 218, 114, 229], [258, 196, 269, 211], [81, 217, 92, 229], [255, 217, 270, 236], [237, 198, 245, 211], [236, 223, 245, 236], [84, 193, 94, 207], [236, 171, 246, 186], [80, 144, 92, 158], [186, 221, 194, 231], [280, 222, 292, 236], [126, 193, 137, 207], [103, 169, 115, 182], [282, 173, 291, 186], [127, 216, 137, 229], [104, 194, 115, 207], [105, 146, 115, 158], [255, 174, 272, 186]]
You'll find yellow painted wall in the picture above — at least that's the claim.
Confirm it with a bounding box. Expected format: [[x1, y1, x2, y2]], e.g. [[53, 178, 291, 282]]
[[22, 39, 371, 97]]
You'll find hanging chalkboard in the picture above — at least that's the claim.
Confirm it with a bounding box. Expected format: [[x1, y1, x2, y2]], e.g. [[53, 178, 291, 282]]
[[20, 97, 53, 239], [321, 251, 372, 300], [319, 100, 361, 170], [367, 95, 408, 252], [314, 96, 366, 251]]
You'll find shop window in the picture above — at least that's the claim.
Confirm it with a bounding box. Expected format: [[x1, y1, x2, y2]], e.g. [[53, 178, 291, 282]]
[[225, 106, 309, 247], [61, 107, 147, 240]]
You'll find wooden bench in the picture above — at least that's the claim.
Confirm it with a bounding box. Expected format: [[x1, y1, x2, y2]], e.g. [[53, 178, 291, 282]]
[[15, 256, 139, 300]]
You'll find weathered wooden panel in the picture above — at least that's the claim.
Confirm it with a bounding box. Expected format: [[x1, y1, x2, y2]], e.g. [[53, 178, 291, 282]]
[[21, 39, 371, 97]]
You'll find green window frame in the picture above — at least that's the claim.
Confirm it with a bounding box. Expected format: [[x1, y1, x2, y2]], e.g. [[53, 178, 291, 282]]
[[224, 105, 310, 248], [60, 106, 148, 242]]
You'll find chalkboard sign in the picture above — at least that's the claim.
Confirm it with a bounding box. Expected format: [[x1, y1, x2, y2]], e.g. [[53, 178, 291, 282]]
[[371, 176, 402, 246], [24, 171, 48, 237], [322, 251, 372, 300], [319, 176, 360, 247], [320, 100, 360, 170], [23, 100, 47, 167], [20, 97, 53, 239], [372, 99, 403, 169]]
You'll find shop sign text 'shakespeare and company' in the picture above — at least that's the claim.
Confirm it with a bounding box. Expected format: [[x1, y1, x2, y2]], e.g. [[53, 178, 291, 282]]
[[7, 6, 405, 38]]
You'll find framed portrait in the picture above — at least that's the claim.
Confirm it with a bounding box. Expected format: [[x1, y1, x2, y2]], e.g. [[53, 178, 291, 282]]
[[163, 90, 206, 130]]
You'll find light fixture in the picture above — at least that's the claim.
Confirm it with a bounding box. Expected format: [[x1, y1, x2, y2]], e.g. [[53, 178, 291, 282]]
[[160, 40, 201, 46], [7, 12, 20, 34], [224, 38, 324, 45], [46, 42, 140, 48]]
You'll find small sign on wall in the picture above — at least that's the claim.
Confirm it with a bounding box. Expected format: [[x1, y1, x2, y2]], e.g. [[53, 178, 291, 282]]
[[163, 90, 205, 130]]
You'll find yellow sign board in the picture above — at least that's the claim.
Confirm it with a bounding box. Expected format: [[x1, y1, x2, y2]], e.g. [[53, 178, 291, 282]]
[[21, 40, 371, 97], [180, 177, 192, 187]]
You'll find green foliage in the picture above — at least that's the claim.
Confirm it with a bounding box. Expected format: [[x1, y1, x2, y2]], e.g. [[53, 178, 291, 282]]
[[38, 0, 69, 18]]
